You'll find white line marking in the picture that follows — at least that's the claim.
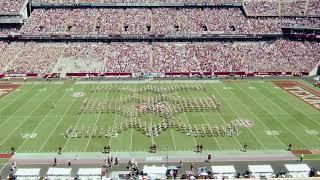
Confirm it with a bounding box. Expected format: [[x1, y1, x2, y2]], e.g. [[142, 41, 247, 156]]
[[0, 84, 36, 113], [130, 127, 133, 152], [255, 84, 320, 148], [84, 87, 110, 152], [0, 162, 8, 175], [38, 84, 84, 152], [215, 84, 267, 149], [173, 87, 197, 146], [184, 86, 223, 150], [0, 86, 59, 146], [147, 86, 155, 146], [170, 129, 177, 151], [62, 84, 100, 151], [108, 98, 119, 146], [0, 85, 40, 129], [236, 84, 310, 149], [232, 84, 287, 149], [199, 81, 242, 150], [16, 84, 74, 152]]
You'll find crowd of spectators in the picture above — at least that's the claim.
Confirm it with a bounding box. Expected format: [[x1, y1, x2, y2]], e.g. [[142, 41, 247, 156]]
[[19, 8, 320, 35], [0, 0, 319, 17], [29, 0, 320, 16], [243, 0, 319, 16], [0, 40, 319, 74], [0, 0, 24, 13], [281, 0, 306, 16], [244, 0, 279, 16], [308, 0, 320, 16]]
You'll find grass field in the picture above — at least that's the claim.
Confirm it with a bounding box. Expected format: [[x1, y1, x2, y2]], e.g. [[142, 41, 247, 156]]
[[0, 79, 319, 153]]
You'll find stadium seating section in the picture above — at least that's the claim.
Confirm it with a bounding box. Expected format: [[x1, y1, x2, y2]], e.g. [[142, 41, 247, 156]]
[[0, 0, 319, 74], [18, 8, 320, 35], [0, 40, 319, 74]]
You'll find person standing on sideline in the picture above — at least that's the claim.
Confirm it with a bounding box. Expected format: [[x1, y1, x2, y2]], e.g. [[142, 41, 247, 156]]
[[191, 162, 195, 171], [200, 144, 203, 153], [53, 158, 57, 166], [207, 153, 212, 162], [115, 157, 119, 166], [68, 160, 71, 167], [243, 144, 247, 152], [178, 160, 183, 168], [300, 154, 304, 162]]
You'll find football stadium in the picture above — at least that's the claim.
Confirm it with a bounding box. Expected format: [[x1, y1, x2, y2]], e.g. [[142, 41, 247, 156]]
[[0, 0, 320, 179]]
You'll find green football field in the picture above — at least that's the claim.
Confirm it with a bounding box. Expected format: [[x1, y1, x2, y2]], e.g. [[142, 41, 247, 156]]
[[0, 79, 319, 153]]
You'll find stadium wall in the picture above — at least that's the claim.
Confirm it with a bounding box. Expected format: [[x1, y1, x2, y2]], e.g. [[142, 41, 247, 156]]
[[0, 71, 310, 79]]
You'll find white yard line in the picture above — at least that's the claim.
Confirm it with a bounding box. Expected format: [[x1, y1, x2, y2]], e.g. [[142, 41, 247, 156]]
[[198, 112, 222, 150], [0, 162, 8, 175], [128, 83, 136, 152], [261, 84, 320, 127], [62, 84, 100, 151], [228, 84, 287, 149], [84, 88, 110, 152], [0, 87, 59, 146], [251, 84, 320, 147], [173, 86, 197, 146], [0, 84, 36, 113], [215, 84, 267, 150], [170, 129, 177, 151], [130, 127, 133, 152], [38, 85, 84, 152], [0, 85, 41, 129], [148, 89, 155, 146], [147, 84, 176, 151], [16, 84, 74, 152], [108, 99, 119, 146], [185, 86, 222, 150], [235, 83, 311, 149]]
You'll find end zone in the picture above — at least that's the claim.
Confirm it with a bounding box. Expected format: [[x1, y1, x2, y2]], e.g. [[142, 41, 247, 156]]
[[0, 84, 20, 99], [274, 81, 320, 111], [291, 150, 320, 155], [0, 154, 12, 159]]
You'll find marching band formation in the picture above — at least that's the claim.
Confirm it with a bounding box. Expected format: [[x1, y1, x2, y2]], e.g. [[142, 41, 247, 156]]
[[64, 120, 239, 139], [80, 95, 221, 117], [65, 84, 239, 139], [93, 84, 207, 94]]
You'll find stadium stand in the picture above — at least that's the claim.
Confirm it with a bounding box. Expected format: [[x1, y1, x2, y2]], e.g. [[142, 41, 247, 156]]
[[308, 0, 320, 15], [19, 8, 320, 35], [0, 0, 319, 76], [0, 0, 25, 13], [244, 0, 280, 16], [0, 40, 319, 74], [280, 0, 307, 16], [30, 0, 320, 17]]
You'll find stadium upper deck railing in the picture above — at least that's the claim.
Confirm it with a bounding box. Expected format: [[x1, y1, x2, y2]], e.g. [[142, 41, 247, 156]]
[[1, 33, 320, 41], [0, 33, 284, 42]]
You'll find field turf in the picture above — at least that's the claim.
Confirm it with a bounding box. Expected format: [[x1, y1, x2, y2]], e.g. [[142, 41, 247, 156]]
[[0, 80, 319, 153]]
